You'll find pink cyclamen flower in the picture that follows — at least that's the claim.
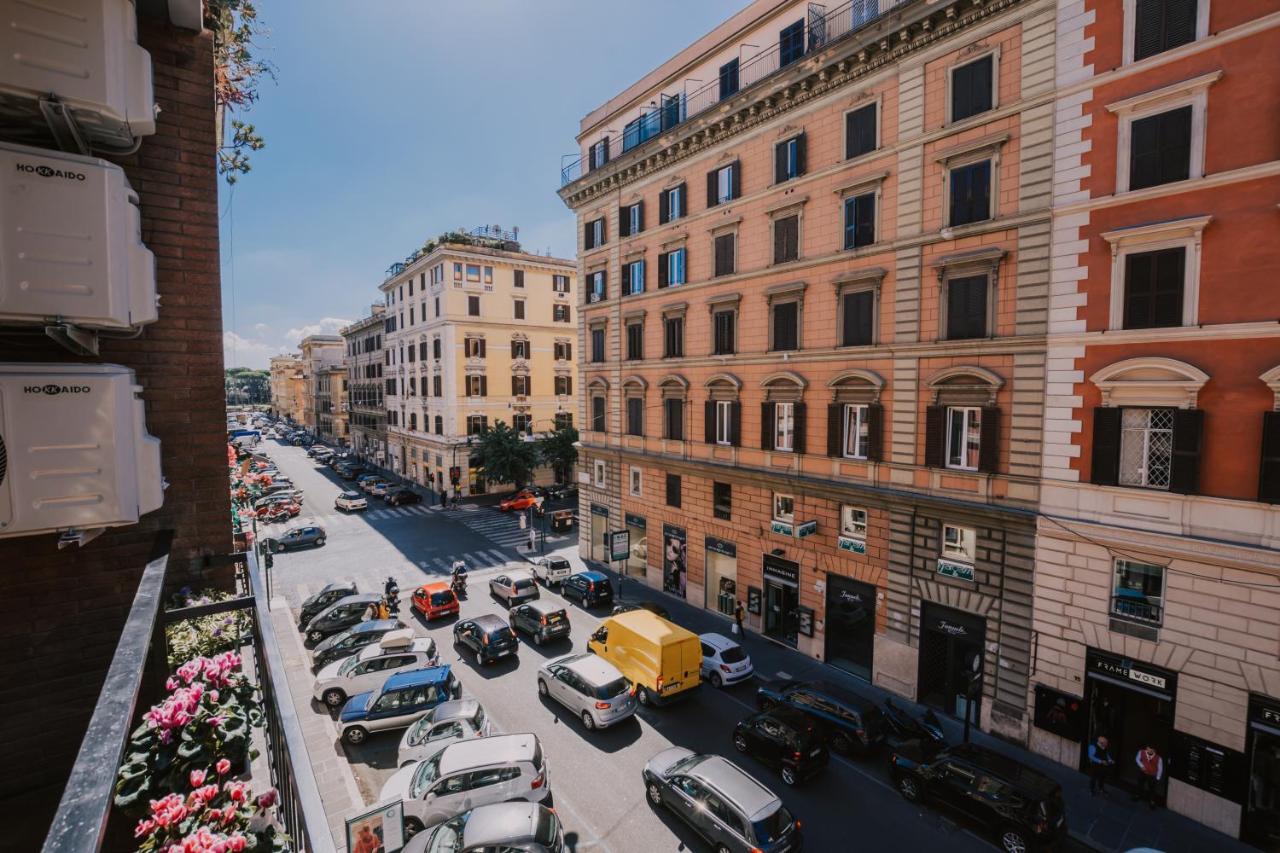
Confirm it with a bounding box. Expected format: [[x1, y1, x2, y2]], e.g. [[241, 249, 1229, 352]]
[[208, 715, 225, 729], [194, 784, 219, 804], [224, 781, 247, 803], [216, 758, 232, 776], [227, 834, 247, 852], [255, 788, 278, 810], [133, 818, 156, 839], [189, 769, 207, 788]]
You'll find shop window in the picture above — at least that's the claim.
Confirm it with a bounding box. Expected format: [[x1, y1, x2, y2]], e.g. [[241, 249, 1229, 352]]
[[773, 493, 795, 524], [1112, 558, 1164, 624], [942, 523, 976, 564], [841, 506, 867, 540]]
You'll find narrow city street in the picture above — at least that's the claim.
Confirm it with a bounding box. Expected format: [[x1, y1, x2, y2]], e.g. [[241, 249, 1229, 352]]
[[263, 442, 1001, 852]]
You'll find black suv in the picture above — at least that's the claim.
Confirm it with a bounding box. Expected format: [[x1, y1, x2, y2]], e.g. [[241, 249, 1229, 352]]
[[453, 614, 519, 665], [890, 742, 1066, 853], [756, 679, 886, 757], [561, 571, 613, 608], [733, 706, 828, 787]]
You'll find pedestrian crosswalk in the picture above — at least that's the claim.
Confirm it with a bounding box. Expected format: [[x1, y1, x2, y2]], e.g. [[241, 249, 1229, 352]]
[[452, 508, 542, 551], [281, 501, 441, 528]]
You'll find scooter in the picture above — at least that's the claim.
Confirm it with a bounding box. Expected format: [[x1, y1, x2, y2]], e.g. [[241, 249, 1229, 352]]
[[882, 697, 948, 756], [450, 562, 468, 599], [384, 577, 400, 615], [263, 506, 291, 524]]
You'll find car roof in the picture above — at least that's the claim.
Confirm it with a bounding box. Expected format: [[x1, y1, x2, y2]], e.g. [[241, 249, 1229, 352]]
[[429, 698, 482, 723], [339, 491, 361, 498], [786, 679, 876, 711], [700, 632, 739, 652], [439, 733, 538, 774], [420, 581, 450, 592], [505, 569, 535, 580], [608, 609, 698, 640], [563, 653, 624, 685], [383, 665, 452, 691], [471, 614, 510, 631], [756, 705, 817, 732], [331, 593, 380, 607], [577, 570, 608, 581], [942, 744, 1061, 797], [689, 755, 780, 822], [459, 802, 544, 845], [320, 581, 355, 594], [352, 619, 401, 634], [522, 599, 564, 614]]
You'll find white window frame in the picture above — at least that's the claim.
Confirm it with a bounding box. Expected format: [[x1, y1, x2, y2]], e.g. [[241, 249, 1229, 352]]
[[628, 203, 642, 235], [553, 274, 570, 293], [1122, 0, 1211, 66], [942, 523, 976, 564], [945, 406, 982, 471], [1118, 407, 1175, 490], [773, 493, 795, 523], [629, 466, 642, 497], [667, 185, 684, 221], [843, 403, 869, 459], [593, 459, 607, 487], [841, 506, 868, 540], [466, 375, 484, 397], [1102, 215, 1210, 330], [628, 259, 645, 295], [589, 219, 605, 247], [589, 270, 606, 302], [1112, 557, 1165, 625], [716, 165, 734, 203], [715, 399, 733, 446], [774, 401, 795, 452], [946, 49, 1000, 126], [667, 248, 687, 286], [777, 136, 801, 182], [1109, 71, 1218, 194]]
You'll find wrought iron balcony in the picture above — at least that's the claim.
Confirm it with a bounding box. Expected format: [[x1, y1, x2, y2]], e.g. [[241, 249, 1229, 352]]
[[560, 0, 902, 186], [1111, 593, 1163, 625]]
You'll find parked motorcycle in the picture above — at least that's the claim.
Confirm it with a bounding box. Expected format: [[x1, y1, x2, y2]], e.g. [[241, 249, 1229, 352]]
[[384, 576, 400, 615], [450, 563, 468, 599], [882, 696, 948, 757], [263, 507, 291, 524]]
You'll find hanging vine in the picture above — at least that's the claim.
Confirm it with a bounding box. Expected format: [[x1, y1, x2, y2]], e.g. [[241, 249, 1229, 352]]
[[206, 0, 273, 184]]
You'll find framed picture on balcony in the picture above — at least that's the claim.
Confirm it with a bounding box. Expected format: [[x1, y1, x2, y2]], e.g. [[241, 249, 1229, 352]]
[[346, 801, 404, 853]]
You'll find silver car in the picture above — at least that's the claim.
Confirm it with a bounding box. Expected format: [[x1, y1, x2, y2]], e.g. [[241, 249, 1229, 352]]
[[403, 803, 563, 853], [536, 653, 637, 730], [396, 698, 492, 768], [489, 569, 539, 606]]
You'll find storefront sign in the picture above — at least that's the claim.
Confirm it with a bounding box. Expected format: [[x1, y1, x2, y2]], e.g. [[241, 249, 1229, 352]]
[[746, 585, 762, 615], [770, 519, 794, 536], [763, 554, 800, 586], [1170, 731, 1247, 804], [797, 606, 815, 638], [796, 520, 818, 539], [923, 605, 984, 640], [837, 536, 867, 554], [1033, 684, 1085, 742], [624, 513, 646, 529], [590, 503, 609, 517], [662, 524, 687, 599], [1087, 652, 1170, 693], [937, 559, 974, 582], [608, 529, 630, 562], [705, 537, 736, 557]]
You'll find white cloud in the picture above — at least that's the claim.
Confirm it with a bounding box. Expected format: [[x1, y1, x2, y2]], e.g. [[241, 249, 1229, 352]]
[[284, 316, 352, 341], [252, 322, 272, 335], [223, 331, 282, 370]]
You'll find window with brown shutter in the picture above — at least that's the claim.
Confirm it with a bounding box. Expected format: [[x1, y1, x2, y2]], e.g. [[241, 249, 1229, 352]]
[[774, 215, 799, 264], [626, 397, 644, 436], [772, 301, 799, 352], [846, 103, 877, 159], [712, 310, 735, 355], [665, 398, 684, 441], [924, 405, 945, 468], [1168, 408, 1203, 494], [951, 54, 994, 122], [947, 276, 989, 340], [1259, 411, 1280, 503], [761, 402, 776, 451], [841, 290, 875, 347], [1091, 407, 1122, 486], [714, 233, 736, 277]]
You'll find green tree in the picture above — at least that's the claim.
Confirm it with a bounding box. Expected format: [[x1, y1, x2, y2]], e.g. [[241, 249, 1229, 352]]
[[473, 421, 539, 489], [538, 425, 579, 484], [224, 368, 269, 405]]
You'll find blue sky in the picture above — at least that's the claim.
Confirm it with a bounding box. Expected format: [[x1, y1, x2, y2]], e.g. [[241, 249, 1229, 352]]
[[220, 0, 747, 368]]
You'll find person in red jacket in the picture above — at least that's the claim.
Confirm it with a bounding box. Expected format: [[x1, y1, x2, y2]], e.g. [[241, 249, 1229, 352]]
[[1133, 744, 1164, 809]]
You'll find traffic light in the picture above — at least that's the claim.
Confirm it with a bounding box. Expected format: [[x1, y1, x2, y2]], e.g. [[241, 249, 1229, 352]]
[[449, 466, 461, 485]]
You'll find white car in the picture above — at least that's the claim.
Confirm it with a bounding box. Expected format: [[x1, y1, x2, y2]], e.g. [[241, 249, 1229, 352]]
[[536, 652, 637, 730], [380, 734, 550, 837], [530, 556, 572, 587], [396, 698, 492, 767], [334, 491, 368, 512], [489, 569, 539, 606], [699, 632, 754, 688], [313, 630, 438, 709]]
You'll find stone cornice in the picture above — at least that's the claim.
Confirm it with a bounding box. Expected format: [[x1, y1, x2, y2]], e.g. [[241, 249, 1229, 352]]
[[559, 0, 1029, 208]]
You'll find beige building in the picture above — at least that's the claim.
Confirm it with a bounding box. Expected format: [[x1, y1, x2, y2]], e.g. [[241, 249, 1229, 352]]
[[268, 354, 304, 422], [558, 0, 1055, 743], [316, 364, 348, 443], [341, 306, 387, 463], [379, 227, 577, 497], [298, 334, 344, 435]]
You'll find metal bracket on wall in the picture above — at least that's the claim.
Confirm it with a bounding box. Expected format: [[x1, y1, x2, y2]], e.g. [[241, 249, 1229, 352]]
[[57, 526, 105, 549], [45, 323, 99, 356], [38, 96, 90, 156]]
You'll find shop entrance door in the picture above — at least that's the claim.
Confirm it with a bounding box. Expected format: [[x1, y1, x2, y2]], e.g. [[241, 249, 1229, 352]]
[[589, 508, 607, 563], [917, 604, 985, 720], [762, 554, 801, 647], [1081, 650, 1176, 792], [1247, 695, 1280, 848], [824, 576, 875, 681]]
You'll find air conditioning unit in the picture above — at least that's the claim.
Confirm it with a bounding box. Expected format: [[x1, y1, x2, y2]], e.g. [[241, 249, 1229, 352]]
[[0, 0, 155, 151], [0, 363, 163, 543], [0, 142, 157, 347]]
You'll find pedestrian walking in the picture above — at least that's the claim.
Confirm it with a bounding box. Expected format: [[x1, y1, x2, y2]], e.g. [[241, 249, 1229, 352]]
[[1088, 735, 1115, 796], [733, 600, 745, 636], [1133, 744, 1164, 808]]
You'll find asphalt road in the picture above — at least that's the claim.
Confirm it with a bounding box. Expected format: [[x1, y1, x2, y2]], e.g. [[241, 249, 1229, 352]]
[[258, 441, 1013, 853]]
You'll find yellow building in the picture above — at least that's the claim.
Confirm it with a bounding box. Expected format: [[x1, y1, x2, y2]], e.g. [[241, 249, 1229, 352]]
[[268, 354, 305, 422], [316, 364, 348, 443], [379, 227, 577, 496], [298, 334, 344, 435]]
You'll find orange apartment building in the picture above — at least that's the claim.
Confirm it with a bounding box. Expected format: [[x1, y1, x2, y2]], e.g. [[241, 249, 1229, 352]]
[[559, 0, 1058, 743], [1030, 0, 1280, 842]]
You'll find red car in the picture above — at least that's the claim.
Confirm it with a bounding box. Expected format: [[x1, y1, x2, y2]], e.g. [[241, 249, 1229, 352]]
[[499, 490, 541, 512], [412, 582, 459, 620], [255, 500, 300, 519]]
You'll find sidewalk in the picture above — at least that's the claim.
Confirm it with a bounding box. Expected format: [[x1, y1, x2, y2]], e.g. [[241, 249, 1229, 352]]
[[576, 556, 1251, 853]]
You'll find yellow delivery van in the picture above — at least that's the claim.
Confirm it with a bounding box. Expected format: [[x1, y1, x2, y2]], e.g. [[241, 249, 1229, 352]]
[[587, 610, 702, 706]]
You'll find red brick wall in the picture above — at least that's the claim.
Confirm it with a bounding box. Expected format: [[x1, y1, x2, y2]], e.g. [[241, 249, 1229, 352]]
[[0, 17, 231, 845]]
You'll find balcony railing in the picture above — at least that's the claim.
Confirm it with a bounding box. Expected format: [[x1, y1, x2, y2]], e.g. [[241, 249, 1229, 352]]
[[42, 538, 335, 853], [1111, 594, 1163, 625], [560, 0, 903, 186]]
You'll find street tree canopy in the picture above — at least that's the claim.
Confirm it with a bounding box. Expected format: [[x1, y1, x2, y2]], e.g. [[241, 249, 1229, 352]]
[[473, 421, 538, 489], [538, 425, 578, 484]]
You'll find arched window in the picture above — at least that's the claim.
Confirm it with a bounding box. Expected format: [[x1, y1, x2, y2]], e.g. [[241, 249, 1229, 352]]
[[925, 367, 1003, 473], [622, 376, 648, 437], [658, 375, 689, 442], [760, 371, 807, 453], [826, 370, 885, 460], [704, 373, 742, 447]]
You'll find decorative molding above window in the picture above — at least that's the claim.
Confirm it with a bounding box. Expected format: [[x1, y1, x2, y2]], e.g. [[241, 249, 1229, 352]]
[[933, 132, 1009, 165], [1105, 70, 1222, 116], [708, 217, 744, 236], [931, 246, 1006, 279], [766, 280, 807, 302], [827, 369, 885, 404], [660, 232, 689, 250], [1091, 357, 1209, 408], [661, 301, 689, 317], [1102, 215, 1211, 329], [623, 308, 647, 321], [704, 372, 743, 400], [765, 195, 810, 217], [658, 374, 689, 399], [1101, 215, 1212, 248], [928, 366, 1003, 406], [1261, 366, 1280, 410], [621, 375, 649, 393], [761, 370, 807, 402], [832, 170, 891, 198], [706, 293, 742, 310], [832, 267, 888, 288], [586, 376, 610, 391]]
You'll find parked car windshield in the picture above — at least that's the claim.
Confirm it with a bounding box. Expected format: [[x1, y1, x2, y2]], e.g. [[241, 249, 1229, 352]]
[[424, 815, 466, 853], [534, 808, 560, 844], [409, 752, 444, 799], [592, 677, 630, 700], [751, 805, 794, 845], [514, 579, 536, 592], [337, 655, 362, 676], [720, 646, 747, 664]]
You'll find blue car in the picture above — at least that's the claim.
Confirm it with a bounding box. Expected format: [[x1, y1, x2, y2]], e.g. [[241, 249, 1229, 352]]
[[561, 571, 614, 608], [339, 665, 461, 746]]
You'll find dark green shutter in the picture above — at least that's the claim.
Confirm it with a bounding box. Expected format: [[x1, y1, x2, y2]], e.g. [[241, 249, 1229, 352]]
[[705, 400, 716, 444], [729, 161, 741, 199], [793, 402, 806, 455], [658, 190, 670, 225], [1090, 408, 1122, 486], [730, 401, 742, 447], [707, 169, 718, 208], [796, 133, 807, 176]]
